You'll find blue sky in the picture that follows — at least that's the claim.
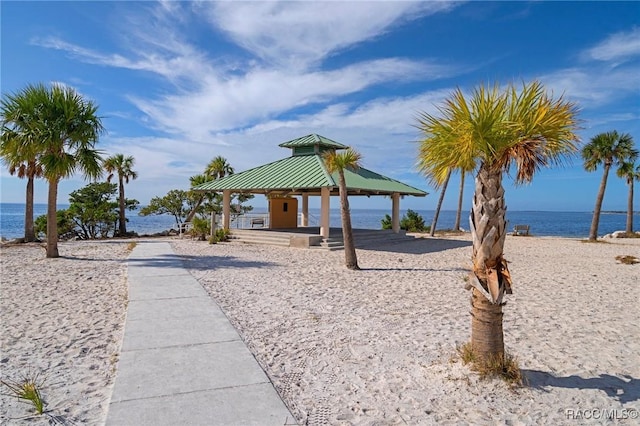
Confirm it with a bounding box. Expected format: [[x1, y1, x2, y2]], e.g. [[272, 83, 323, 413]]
[[1, 1, 639, 212]]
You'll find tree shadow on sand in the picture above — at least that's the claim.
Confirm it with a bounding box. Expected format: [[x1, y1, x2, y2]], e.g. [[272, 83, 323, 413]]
[[127, 253, 278, 271], [358, 237, 471, 254], [523, 370, 640, 404]]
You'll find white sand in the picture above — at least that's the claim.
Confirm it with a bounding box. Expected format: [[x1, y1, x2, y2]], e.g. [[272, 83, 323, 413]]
[[1, 241, 130, 425], [1, 235, 638, 425], [171, 235, 640, 425]]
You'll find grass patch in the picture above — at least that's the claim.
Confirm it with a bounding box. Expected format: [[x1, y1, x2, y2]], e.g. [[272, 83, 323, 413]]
[[1, 370, 46, 415], [457, 342, 524, 387], [616, 255, 639, 265], [618, 232, 640, 238], [126, 241, 137, 251]]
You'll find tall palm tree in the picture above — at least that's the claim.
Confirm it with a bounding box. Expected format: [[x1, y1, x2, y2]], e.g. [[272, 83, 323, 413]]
[[582, 131, 636, 241], [616, 158, 640, 234], [104, 154, 138, 236], [1, 86, 48, 242], [323, 148, 362, 270], [417, 81, 580, 362], [16, 83, 104, 258]]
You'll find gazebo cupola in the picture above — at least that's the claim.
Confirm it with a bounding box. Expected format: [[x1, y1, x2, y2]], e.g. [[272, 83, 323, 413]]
[[279, 134, 348, 157]]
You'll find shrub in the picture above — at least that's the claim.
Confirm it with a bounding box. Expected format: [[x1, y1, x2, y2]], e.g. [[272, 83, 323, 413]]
[[381, 210, 428, 232], [34, 210, 76, 240], [190, 217, 210, 241], [215, 228, 230, 242]]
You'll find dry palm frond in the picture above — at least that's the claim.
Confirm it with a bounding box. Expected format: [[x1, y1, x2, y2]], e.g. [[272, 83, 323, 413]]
[[615, 255, 639, 265]]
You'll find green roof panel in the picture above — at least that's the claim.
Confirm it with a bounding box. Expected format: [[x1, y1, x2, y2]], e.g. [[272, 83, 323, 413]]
[[193, 155, 336, 192], [338, 167, 426, 196]]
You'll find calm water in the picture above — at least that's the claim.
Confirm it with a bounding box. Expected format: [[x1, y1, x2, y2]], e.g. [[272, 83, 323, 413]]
[[0, 203, 633, 239]]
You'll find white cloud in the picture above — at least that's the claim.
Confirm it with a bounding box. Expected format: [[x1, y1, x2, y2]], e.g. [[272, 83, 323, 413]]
[[583, 27, 640, 63], [540, 65, 640, 108], [203, 1, 456, 68], [128, 57, 454, 141]]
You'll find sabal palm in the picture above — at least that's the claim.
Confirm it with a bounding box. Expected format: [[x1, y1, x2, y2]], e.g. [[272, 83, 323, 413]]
[[205, 156, 234, 179], [417, 81, 580, 361], [323, 148, 362, 270], [104, 154, 138, 236], [1, 85, 53, 242], [583, 131, 637, 241], [616, 159, 640, 234], [1, 134, 43, 242], [18, 83, 104, 257]]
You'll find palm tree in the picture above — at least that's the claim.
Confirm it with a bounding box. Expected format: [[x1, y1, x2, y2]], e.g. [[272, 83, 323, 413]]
[[582, 131, 637, 241], [417, 81, 580, 362], [323, 148, 362, 270], [104, 154, 138, 236], [205, 155, 234, 180], [16, 83, 104, 258], [1, 85, 48, 242], [616, 158, 640, 234], [185, 156, 234, 223]]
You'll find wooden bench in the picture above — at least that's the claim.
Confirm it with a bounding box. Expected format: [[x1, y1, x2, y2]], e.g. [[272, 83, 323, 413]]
[[512, 224, 530, 236], [250, 218, 265, 228]]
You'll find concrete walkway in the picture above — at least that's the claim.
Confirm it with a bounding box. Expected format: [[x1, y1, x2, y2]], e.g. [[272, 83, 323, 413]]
[[106, 240, 296, 426]]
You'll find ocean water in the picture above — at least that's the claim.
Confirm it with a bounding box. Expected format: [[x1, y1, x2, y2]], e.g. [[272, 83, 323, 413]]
[[0, 203, 634, 240]]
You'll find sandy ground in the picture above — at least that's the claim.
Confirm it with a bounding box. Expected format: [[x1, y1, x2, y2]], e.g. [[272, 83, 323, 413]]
[[1, 235, 639, 425], [1, 241, 130, 425], [171, 235, 640, 425]]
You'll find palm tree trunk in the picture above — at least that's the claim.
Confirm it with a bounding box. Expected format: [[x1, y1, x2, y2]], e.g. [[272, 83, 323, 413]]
[[118, 176, 127, 236], [24, 175, 36, 242], [588, 163, 610, 241], [626, 178, 634, 234], [454, 171, 465, 231], [469, 166, 508, 361], [430, 169, 451, 236], [471, 288, 504, 359], [46, 179, 60, 258], [339, 171, 359, 270]]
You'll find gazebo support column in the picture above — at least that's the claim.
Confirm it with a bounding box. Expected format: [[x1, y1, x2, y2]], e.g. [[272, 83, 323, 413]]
[[320, 187, 330, 239], [301, 193, 309, 227], [222, 190, 231, 230], [392, 192, 400, 233]]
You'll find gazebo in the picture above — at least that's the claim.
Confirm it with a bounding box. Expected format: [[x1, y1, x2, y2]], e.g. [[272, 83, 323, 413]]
[[193, 134, 427, 239]]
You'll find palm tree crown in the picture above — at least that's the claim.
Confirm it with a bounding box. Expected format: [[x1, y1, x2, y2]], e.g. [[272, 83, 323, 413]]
[[205, 156, 234, 179]]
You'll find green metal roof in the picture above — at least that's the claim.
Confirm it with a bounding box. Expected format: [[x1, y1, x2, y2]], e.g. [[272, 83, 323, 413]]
[[194, 155, 335, 192], [278, 134, 348, 150], [193, 151, 427, 197]]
